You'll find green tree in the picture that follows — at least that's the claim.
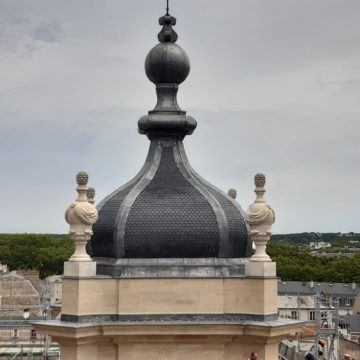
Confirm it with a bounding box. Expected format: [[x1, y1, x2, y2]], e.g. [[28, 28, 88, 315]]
[[0, 234, 74, 278]]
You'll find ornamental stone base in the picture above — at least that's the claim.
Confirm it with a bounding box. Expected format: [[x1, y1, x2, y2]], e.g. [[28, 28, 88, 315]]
[[64, 260, 96, 277], [33, 267, 302, 360], [245, 261, 276, 277]]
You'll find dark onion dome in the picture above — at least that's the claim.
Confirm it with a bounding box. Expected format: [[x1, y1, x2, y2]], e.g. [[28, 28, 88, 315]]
[[90, 10, 249, 275]]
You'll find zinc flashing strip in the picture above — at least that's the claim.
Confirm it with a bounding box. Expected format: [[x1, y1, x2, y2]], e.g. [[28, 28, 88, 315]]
[[175, 140, 229, 257], [114, 140, 162, 258]]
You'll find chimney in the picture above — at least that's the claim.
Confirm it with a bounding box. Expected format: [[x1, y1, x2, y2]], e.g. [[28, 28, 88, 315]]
[[309, 281, 314, 289]]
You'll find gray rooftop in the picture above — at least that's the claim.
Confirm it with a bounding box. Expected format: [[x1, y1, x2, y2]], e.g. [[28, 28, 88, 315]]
[[277, 280, 359, 297], [340, 314, 360, 333], [348, 314, 360, 333]]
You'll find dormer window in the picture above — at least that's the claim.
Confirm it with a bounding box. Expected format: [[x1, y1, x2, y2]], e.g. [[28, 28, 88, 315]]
[[345, 298, 352, 306]]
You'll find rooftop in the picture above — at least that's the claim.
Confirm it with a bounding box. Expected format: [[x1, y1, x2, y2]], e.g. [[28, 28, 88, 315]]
[[277, 280, 359, 297]]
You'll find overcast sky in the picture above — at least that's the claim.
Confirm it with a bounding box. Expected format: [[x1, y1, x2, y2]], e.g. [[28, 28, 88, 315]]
[[0, 0, 359, 234]]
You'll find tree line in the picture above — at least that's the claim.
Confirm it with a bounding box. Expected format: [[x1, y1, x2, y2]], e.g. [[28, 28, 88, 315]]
[[267, 243, 360, 283], [0, 234, 74, 278], [271, 232, 360, 247], [0, 233, 359, 282]]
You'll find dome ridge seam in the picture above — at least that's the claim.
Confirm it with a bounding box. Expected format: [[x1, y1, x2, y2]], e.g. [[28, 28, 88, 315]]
[[113, 142, 163, 258], [175, 141, 229, 257]]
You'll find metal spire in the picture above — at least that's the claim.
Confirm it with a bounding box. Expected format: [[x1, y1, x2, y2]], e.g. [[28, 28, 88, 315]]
[[157, 2, 178, 43]]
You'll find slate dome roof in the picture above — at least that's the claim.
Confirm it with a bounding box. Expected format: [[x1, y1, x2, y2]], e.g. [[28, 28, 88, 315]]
[[90, 11, 249, 274]]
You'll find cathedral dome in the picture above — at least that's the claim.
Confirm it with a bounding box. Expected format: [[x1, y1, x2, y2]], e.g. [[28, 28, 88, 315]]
[[90, 10, 249, 275]]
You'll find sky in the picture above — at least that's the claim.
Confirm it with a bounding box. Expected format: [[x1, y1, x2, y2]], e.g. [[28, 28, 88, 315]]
[[0, 0, 359, 234]]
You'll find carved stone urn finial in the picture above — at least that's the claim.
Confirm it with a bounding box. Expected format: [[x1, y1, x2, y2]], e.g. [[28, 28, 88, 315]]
[[245, 173, 275, 262], [65, 172, 98, 265], [227, 188, 237, 200], [87, 187, 96, 205]]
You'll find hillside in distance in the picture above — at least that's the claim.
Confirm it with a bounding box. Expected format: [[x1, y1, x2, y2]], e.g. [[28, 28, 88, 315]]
[[271, 232, 360, 247]]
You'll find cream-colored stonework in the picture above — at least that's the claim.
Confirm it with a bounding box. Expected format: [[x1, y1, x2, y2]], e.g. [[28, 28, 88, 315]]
[[118, 279, 223, 314], [245, 174, 275, 263], [224, 278, 277, 315], [34, 322, 301, 360], [62, 278, 118, 315], [61, 277, 277, 317], [245, 261, 276, 277], [35, 275, 300, 360], [64, 261, 96, 277], [64, 171, 98, 277]]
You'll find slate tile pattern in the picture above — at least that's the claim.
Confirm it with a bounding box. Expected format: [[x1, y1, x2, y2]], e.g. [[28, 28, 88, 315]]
[[124, 147, 219, 257]]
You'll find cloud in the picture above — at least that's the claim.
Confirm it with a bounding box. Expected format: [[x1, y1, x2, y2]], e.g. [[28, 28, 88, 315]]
[[31, 20, 63, 43], [320, 79, 360, 92], [0, 17, 63, 56], [0, 0, 360, 234], [0, 106, 359, 234]]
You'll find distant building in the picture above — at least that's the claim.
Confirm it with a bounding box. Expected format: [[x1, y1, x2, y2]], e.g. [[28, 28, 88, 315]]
[[278, 280, 358, 317], [0, 272, 41, 346], [0, 272, 59, 359], [309, 241, 331, 249], [46, 275, 62, 306], [278, 294, 330, 322], [46, 275, 62, 318], [345, 314, 360, 340], [338, 292, 360, 359], [311, 252, 355, 258], [0, 263, 8, 273], [16, 269, 40, 289]]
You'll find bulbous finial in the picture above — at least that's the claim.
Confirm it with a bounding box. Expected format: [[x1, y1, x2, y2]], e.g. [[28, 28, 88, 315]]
[[65, 173, 98, 230], [87, 187, 96, 204], [254, 173, 266, 187], [139, 7, 196, 139], [145, 26, 189, 85], [145, 7, 189, 86], [76, 171, 88, 186], [158, 13, 178, 43], [228, 189, 237, 199]]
